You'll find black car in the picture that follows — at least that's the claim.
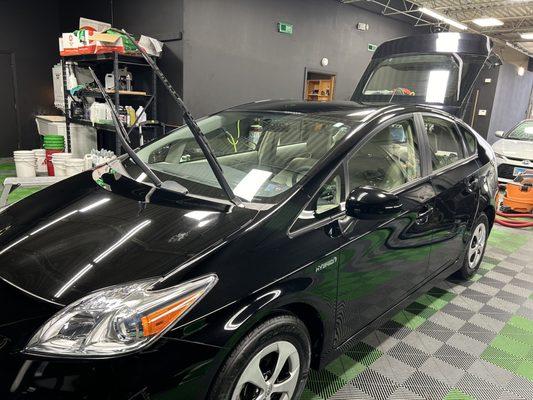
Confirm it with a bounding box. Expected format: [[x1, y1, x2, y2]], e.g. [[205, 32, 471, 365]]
[[1, 33, 498, 400]]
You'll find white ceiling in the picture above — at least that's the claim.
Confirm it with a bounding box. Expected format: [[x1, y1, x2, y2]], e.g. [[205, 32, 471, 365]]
[[342, 0, 533, 57]]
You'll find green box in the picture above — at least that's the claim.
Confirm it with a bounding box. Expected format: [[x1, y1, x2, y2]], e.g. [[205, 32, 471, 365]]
[[368, 43, 378, 52]]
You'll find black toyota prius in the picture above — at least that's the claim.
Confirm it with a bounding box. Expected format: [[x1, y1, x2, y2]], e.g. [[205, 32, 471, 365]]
[[1, 32, 499, 400]]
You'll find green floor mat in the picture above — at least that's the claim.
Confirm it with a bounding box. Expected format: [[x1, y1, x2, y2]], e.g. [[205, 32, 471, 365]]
[[0, 163, 15, 171], [6, 187, 44, 204]]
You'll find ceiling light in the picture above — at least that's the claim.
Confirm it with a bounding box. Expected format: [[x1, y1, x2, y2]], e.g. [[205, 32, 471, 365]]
[[418, 7, 468, 30], [472, 18, 503, 27], [520, 32, 533, 40]]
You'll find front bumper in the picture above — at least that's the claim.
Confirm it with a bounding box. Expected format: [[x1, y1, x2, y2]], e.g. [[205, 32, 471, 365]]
[[496, 156, 533, 182], [2, 337, 221, 400]]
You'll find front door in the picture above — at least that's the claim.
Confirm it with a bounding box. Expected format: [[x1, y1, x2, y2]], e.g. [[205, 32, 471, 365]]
[[421, 114, 480, 275], [334, 116, 436, 345]]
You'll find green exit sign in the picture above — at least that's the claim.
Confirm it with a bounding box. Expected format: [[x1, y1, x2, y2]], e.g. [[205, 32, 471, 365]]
[[278, 22, 293, 35], [368, 43, 378, 52]]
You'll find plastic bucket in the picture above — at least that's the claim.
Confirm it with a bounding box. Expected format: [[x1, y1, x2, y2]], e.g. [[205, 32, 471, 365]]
[[33, 149, 47, 175], [51, 153, 72, 177], [65, 158, 86, 176], [45, 149, 64, 176], [14, 151, 36, 178]]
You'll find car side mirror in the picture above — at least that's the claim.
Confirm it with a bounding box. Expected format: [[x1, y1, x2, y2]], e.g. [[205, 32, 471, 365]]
[[494, 131, 505, 138], [345, 186, 403, 220]]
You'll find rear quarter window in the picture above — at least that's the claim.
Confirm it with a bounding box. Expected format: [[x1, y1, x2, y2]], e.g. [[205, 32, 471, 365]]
[[458, 125, 478, 156]]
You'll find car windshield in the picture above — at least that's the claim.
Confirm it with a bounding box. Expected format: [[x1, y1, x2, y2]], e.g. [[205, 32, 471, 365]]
[[508, 121, 533, 141], [135, 110, 359, 203]]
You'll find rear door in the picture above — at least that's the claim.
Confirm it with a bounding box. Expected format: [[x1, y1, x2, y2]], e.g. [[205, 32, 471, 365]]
[[421, 113, 481, 276], [335, 114, 436, 345], [351, 33, 496, 118]]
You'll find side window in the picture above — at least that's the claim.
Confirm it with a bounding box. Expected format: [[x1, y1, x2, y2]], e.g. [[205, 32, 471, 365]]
[[315, 173, 343, 214], [348, 119, 421, 191], [458, 125, 478, 156], [292, 169, 344, 232], [423, 116, 465, 169]]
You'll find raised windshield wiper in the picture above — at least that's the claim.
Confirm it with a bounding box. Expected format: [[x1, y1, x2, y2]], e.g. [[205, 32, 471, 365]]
[[119, 29, 243, 208], [88, 68, 188, 195]]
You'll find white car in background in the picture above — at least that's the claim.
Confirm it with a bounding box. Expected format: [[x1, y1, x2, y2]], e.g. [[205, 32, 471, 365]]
[[493, 119, 533, 182]]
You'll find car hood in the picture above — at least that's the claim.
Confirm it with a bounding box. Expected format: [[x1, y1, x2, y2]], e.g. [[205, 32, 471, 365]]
[[492, 139, 533, 160], [0, 169, 258, 305]]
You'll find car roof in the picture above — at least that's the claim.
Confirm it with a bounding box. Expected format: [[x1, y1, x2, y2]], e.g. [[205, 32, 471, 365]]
[[229, 99, 382, 116], [229, 99, 457, 123]]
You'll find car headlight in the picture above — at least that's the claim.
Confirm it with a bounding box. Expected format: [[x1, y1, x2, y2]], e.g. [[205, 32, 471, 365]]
[[24, 274, 217, 358]]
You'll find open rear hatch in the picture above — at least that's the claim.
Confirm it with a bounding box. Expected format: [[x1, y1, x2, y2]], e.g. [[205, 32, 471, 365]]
[[351, 32, 501, 117]]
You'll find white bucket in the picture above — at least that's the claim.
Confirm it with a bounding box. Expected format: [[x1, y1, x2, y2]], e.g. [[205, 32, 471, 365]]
[[65, 158, 86, 176], [52, 153, 72, 177], [33, 149, 47, 175], [14, 151, 36, 178]]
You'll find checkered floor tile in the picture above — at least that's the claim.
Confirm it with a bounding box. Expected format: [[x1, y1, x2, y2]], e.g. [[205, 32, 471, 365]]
[[303, 225, 533, 400]]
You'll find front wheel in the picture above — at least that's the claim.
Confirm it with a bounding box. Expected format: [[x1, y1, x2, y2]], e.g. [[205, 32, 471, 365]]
[[456, 213, 489, 280], [208, 315, 311, 400]]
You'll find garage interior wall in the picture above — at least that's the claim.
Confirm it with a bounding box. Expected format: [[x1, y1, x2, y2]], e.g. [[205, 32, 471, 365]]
[[0, 0, 61, 156], [181, 0, 420, 117], [0, 0, 422, 156], [486, 63, 533, 143]]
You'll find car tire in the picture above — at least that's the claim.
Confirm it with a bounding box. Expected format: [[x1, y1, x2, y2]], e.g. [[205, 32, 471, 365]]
[[208, 314, 311, 400], [456, 213, 489, 280]]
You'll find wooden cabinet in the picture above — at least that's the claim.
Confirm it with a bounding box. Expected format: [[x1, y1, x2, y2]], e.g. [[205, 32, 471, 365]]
[[306, 77, 335, 102]]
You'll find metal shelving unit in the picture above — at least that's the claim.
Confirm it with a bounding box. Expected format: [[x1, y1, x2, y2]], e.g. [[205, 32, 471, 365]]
[[61, 52, 158, 154]]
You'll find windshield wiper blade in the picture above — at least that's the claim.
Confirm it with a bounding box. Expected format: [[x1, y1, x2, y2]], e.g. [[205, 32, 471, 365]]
[[88, 67, 188, 195], [119, 29, 243, 208]]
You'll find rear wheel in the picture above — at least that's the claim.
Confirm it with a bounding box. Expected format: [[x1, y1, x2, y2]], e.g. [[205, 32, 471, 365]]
[[456, 213, 489, 280], [208, 315, 311, 400]]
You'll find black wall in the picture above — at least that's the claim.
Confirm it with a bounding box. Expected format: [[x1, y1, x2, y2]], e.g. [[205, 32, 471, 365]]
[[463, 65, 501, 139], [181, 0, 420, 117], [0, 0, 61, 155]]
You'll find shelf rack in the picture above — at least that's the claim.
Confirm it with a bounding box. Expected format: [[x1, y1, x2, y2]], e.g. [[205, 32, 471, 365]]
[[61, 52, 158, 154]]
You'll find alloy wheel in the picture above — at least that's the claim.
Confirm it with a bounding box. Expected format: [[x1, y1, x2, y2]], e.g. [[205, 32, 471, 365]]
[[231, 340, 300, 400], [468, 222, 486, 269]]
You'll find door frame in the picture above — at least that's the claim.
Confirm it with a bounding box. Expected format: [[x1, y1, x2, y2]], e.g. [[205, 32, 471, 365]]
[[0, 50, 21, 154], [303, 67, 337, 101]]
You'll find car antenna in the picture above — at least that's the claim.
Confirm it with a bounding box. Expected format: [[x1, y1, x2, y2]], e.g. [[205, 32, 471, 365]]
[[88, 67, 188, 195], [118, 28, 243, 208]]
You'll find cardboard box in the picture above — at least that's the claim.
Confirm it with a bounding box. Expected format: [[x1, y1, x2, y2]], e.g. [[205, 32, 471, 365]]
[[79, 17, 111, 33], [59, 30, 125, 56]]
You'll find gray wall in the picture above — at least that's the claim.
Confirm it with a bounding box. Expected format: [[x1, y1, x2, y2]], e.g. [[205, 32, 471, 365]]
[[0, 0, 61, 154], [487, 63, 533, 143], [181, 0, 420, 117]]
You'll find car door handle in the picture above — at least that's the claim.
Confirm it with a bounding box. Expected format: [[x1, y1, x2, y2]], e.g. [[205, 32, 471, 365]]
[[465, 177, 479, 192], [415, 205, 433, 225]]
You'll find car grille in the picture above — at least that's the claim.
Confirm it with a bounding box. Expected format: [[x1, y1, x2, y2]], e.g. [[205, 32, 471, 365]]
[[498, 163, 516, 180]]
